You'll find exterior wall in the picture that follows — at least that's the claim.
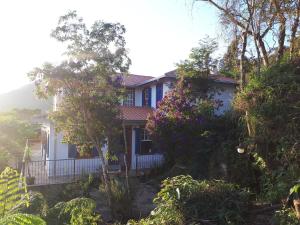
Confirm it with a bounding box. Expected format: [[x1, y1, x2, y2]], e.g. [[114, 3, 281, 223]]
[[134, 81, 173, 109], [46, 125, 68, 161], [45, 125, 107, 176], [56, 132, 69, 159], [210, 84, 236, 116]]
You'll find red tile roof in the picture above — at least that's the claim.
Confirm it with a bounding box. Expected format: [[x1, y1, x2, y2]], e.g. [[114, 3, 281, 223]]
[[121, 74, 154, 87], [117, 72, 237, 87], [120, 106, 153, 121]]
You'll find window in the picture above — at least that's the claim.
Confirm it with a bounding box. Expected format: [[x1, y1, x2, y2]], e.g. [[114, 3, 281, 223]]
[[123, 89, 135, 106], [142, 88, 152, 107], [140, 129, 153, 154]]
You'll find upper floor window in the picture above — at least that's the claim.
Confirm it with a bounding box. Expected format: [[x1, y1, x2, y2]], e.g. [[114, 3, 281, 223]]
[[123, 89, 135, 106], [142, 88, 152, 107]]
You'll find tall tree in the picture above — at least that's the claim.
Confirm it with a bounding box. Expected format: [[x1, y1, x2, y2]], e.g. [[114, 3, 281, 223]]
[[177, 36, 218, 78], [221, 38, 240, 79], [289, 0, 300, 59], [28, 11, 131, 206], [197, 0, 300, 65], [198, 0, 273, 67]]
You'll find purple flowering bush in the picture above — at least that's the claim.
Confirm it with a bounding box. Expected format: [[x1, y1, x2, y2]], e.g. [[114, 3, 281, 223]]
[[146, 81, 214, 164]]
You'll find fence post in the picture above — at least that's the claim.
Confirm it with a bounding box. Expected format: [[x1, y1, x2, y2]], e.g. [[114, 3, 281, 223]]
[[73, 159, 76, 181], [54, 160, 56, 178]]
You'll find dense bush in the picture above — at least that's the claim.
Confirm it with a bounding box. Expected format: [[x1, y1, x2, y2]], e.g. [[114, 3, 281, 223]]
[[0, 167, 29, 216], [146, 82, 213, 165], [46, 197, 101, 225], [273, 208, 299, 225], [56, 175, 97, 202], [110, 177, 132, 221], [16, 192, 48, 217], [128, 175, 251, 225], [235, 59, 300, 202], [0, 213, 46, 225]]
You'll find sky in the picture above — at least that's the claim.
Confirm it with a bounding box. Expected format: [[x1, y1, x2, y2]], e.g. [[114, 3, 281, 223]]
[[0, 0, 225, 94]]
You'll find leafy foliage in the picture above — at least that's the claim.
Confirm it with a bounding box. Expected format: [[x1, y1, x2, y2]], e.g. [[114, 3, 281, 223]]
[[110, 177, 132, 221], [146, 81, 213, 164], [16, 192, 48, 218], [46, 197, 101, 225], [273, 208, 299, 225], [28, 10, 131, 206], [0, 213, 46, 225], [234, 59, 300, 201], [146, 38, 226, 166], [0, 167, 29, 217], [128, 175, 250, 225], [177, 36, 218, 78], [0, 110, 39, 169]]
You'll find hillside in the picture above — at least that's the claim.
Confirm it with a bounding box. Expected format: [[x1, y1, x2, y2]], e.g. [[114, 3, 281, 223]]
[[0, 83, 52, 112]]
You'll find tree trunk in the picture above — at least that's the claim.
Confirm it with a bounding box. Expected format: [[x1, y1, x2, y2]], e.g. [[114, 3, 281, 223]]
[[290, 1, 300, 59], [257, 35, 269, 67], [240, 31, 248, 89], [240, 26, 254, 137], [270, 0, 286, 62], [122, 124, 130, 195], [97, 145, 112, 207], [277, 16, 286, 62], [253, 38, 261, 74]]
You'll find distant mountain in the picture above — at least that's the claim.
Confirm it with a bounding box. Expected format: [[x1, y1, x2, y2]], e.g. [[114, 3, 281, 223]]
[[0, 83, 52, 112]]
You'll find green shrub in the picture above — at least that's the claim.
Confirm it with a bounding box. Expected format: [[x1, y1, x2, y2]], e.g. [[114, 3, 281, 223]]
[[60, 183, 84, 201], [59, 175, 97, 201], [235, 60, 300, 201], [79, 174, 94, 197], [46, 201, 67, 225], [110, 177, 132, 222], [15, 192, 48, 217], [0, 213, 46, 225], [259, 164, 300, 203], [273, 208, 299, 225], [128, 175, 251, 225], [0, 167, 29, 216], [46, 197, 101, 225]]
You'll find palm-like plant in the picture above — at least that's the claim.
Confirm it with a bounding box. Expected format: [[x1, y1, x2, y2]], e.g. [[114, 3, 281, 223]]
[[287, 183, 300, 219], [0, 167, 46, 224]]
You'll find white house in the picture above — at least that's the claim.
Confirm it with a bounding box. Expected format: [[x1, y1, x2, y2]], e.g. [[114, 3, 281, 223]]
[[39, 70, 237, 178]]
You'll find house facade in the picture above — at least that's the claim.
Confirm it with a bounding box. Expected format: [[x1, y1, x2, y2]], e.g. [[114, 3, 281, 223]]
[[40, 70, 237, 177]]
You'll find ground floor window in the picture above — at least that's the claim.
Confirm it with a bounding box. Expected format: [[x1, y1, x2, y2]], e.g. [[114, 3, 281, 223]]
[[139, 128, 155, 154]]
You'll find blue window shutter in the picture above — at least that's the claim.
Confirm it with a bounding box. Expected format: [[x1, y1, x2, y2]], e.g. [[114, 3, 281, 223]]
[[156, 84, 163, 106], [68, 144, 77, 158], [142, 90, 145, 106], [148, 88, 152, 107], [92, 147, 99, 157], [135, 128, 141, 154]]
